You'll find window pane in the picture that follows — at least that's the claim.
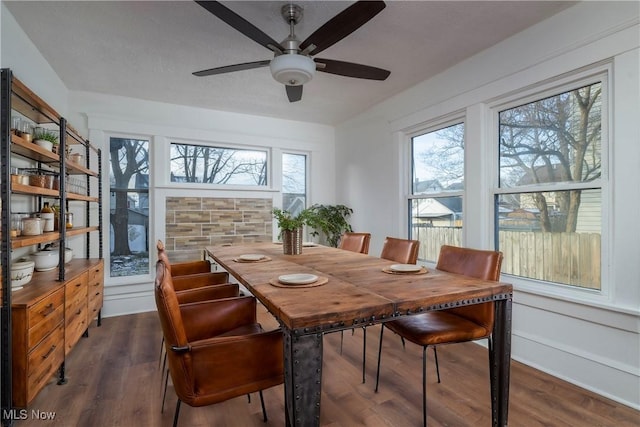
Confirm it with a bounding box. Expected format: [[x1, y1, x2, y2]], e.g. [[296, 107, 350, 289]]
[[412, 123, 464, 194], [410, 196, 463, 262], [109, 138, 150, 278], [499, 83, 601, 188], [497, 189, 601, 289], [170, 143, 267, 185], [282, 153, 306, 217]]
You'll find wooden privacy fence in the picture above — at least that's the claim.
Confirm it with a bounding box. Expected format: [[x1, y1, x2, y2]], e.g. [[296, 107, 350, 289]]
[[412, 226, 601, 289]]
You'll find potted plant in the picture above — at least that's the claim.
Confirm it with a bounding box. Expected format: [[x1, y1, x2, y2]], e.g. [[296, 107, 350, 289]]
[[306, 204, 353, 247], [33, 129, 59, 152], [272, 207, 312, 254]]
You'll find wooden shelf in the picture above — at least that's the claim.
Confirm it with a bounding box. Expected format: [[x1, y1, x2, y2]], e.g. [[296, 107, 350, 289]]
[[66, 226, 99, 238], [11, 133, 60, 164], [11, 232, 61, 249], [10, 182, 59, 198]]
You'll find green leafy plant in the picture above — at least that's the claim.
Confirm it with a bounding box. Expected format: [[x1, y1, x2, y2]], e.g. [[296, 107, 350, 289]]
[[306, 204, 353, 247], [33, 129, 59, 145], [272, 208, 312, 232]]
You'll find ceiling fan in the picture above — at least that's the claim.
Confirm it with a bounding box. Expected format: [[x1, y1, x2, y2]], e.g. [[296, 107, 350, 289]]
[[193, 1, 391, 102]]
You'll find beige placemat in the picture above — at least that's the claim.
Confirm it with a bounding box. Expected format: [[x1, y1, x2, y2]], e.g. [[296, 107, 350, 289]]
[[269, 276, 329, 288], [381, 266, 429, 275], [233, 256, 272, 263]]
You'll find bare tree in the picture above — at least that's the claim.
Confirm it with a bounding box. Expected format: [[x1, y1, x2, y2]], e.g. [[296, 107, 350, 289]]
[[110, 138, 149, 256], [499, 83, 601, 232], [171, 144, 266, 185]]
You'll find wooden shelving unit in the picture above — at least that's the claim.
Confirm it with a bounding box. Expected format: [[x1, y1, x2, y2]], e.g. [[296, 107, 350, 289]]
[[1, 69, 104, 420]]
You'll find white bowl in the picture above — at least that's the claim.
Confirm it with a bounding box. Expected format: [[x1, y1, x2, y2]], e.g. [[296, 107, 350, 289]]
[[31, 250, 60, 271], [64, 248, 73, 264], [11, 260, 35, 290]]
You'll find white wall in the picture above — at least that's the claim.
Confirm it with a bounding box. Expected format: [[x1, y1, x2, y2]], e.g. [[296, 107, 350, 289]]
[[336, 1, 639, 409]]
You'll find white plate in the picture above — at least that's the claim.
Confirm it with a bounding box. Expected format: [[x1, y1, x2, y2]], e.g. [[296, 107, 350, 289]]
[[239, 253, 265, 261], [302, 242, 318, 247], [390, 263, 422, 272], [278, 273, 319, 285]]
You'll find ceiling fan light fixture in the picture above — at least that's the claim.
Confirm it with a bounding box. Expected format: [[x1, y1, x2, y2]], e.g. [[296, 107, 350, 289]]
[[270, 54, 316, 86]]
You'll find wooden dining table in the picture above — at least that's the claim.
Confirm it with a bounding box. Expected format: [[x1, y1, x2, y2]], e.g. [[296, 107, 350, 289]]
[[206, 242, 513, 427]]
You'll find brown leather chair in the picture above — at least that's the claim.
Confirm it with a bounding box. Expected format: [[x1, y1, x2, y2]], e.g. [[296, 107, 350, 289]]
[[336, 232, 371, 368], [155, 259, 284, 427], [375, 245, 503, 427], [338, 232, 371, 254], [157, 240, 239, 404], [380, 236, 419, 264], [352, 236, 419, 383]]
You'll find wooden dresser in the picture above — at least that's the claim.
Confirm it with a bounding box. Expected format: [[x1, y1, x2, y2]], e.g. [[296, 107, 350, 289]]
[[11, 259, 104, 407]]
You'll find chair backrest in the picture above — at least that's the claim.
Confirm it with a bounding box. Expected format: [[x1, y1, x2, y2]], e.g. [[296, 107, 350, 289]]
[[380, 236, 419, 264], [338, 232, 371, 254], [157, 239, 211, 276], [435, 245, 503, 329]]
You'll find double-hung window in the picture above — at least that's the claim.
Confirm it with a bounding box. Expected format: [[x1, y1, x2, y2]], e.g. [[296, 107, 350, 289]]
[[409, 121, 465, 262], [282, 152, 307, 217], [495, 74, 606, 291], [109, 137, 150, 278]]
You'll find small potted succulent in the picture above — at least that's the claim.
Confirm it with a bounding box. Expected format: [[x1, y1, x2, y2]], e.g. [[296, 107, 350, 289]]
[[272, 207, 312, 255], [33, 129, 59, 152]]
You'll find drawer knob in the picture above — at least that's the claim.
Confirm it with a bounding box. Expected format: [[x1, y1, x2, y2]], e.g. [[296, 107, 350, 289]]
[[40, 303, 55, 317], [42, 345, 57, 360]]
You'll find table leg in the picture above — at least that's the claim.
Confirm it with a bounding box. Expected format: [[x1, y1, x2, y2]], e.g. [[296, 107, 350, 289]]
[[490, 297, 512, 426], [284, 329, 323, 427]]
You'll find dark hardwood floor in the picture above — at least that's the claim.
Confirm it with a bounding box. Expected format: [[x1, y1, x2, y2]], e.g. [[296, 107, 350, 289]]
[[17, 307, 639, 426]]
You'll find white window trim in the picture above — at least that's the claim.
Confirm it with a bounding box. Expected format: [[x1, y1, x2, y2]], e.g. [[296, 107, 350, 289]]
[[488, 64, 611, 303]]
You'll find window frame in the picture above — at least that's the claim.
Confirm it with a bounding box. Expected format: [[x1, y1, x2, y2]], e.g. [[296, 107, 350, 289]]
[[168, 138, 271, 190], [489, 65, 611, 301], [406, 116, 466, 262], [105, 133, 153, 285], [281, 151, 309, 215]]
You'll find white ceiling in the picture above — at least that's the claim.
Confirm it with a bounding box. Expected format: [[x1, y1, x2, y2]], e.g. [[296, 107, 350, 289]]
[[5, 1, 575, 125]]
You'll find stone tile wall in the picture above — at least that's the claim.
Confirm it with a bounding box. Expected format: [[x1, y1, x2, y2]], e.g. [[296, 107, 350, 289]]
[[164, 196, 273, 262]]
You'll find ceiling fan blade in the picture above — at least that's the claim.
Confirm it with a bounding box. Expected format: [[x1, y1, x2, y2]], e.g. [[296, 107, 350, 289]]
[[286, 85, 303, 102], [315, 59, 390, 81], [195, 1, 283, 53], [299, 1, 386, 56], [193, 60, 271, 77]]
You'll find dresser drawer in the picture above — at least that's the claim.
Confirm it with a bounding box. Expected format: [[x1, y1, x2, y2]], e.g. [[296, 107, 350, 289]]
[[28, 303, 64, 350], [87, 261, 103, 286], [26, 323, 64, 405], [27, 288, 64, 330], [65, 301, 87, 355], [65, 272, 88, 302], [88, 288, 103, 319]]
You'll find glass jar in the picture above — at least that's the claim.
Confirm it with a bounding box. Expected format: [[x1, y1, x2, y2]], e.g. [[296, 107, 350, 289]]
[[65, 212, 73, 229]]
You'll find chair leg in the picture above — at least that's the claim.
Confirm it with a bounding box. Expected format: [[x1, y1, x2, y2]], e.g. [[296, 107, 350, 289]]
[[161, 352, 167, 384], [375, 325, 385, 392], [162, 368, 170, 413], [362, 326, 367, 383], [422, 346, 428, 427], [173, 399, 182, 427], [158, 336, 165, 368], [433, 347, 441, 383], [401, 336, 405, 349], [259, 390, 268, 422], [340, 330, 344, 355]]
